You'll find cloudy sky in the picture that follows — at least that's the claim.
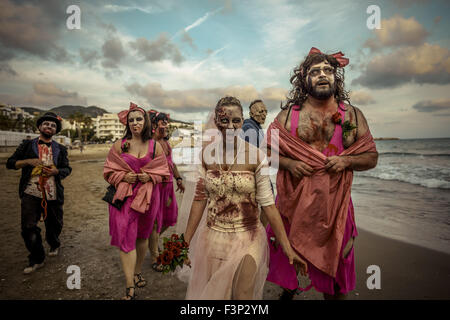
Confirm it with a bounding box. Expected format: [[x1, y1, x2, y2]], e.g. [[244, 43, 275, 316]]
[[0, 0, 449, 138]]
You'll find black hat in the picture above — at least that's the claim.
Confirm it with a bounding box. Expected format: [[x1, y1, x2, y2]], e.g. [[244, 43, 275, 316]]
[[36, 112, 62, 133]]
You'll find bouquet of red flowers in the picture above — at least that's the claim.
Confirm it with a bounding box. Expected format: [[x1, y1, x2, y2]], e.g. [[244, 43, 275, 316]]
[[156, 233, 190, 274]]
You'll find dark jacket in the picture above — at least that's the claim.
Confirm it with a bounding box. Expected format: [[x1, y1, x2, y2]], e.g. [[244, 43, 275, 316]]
[[241, 117, 264, 148], [6, 138, 72, 204]]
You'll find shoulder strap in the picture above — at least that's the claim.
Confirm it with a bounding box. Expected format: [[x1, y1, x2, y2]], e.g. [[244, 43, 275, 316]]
[[290, 105, 301, 137], [152, 139, 156, 159], [284, 106, 292, 128]]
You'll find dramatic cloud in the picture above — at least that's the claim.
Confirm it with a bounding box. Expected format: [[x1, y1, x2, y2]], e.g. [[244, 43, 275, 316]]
[[129, 34, 184, 65], [364, 15, 429, 51], [353, 43, 450, 88], [412, 99, 450, 112], [101, 37, 126, 69], [79, 48, 100, 68], [0, 82, 87, 107], [349, 90, 375, 105], [0, 63, 17, 76], [125, 82, 287, 112], [0, 0, 70, 61]]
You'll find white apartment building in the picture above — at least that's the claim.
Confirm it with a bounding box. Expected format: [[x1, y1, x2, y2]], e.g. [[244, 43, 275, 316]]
[[93, 113, 124, 141]]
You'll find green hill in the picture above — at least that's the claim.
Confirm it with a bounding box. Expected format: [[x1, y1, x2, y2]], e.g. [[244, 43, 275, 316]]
[[22, 105, 108, 118]]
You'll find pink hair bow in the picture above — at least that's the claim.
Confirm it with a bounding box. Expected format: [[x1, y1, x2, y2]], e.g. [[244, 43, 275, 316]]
[[308, 47, 349, 67], [118, 102, 146, 126]]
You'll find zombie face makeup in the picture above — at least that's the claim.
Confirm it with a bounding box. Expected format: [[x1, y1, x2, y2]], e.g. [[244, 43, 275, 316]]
[[156, 119, 168, 137], [39, 121, 57, 139], [215, 105, 243, 141], [128, 110, 145, 135], [306, 61, 336, 100], [249, 102, 267, 125]]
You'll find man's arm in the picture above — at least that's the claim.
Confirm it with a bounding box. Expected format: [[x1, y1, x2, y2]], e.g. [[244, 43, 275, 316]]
[[56, 145, 72, 179], [6, 141, 42, 169]]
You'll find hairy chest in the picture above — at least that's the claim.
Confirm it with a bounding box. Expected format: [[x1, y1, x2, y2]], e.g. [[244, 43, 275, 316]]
[[284, 108, 357, 150]]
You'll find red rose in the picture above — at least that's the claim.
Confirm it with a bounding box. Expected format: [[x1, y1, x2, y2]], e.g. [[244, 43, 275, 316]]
[[331, 112, 342, 124], [181, 241, 189, 249], [171, 247, 181, 257], [167, 251, 174, 261], [161, 252, 171, 265], [171, 234, 179, 241]]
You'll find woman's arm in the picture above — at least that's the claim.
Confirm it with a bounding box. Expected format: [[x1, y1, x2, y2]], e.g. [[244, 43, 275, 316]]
[[184, 199, 207, 245], [263, 205, 307, 275]]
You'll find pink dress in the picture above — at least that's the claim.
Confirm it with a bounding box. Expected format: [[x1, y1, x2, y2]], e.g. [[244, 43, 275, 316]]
[[160, 140, 178, 228], [266, 103, 358, 295], [109, 139, 161, 252]]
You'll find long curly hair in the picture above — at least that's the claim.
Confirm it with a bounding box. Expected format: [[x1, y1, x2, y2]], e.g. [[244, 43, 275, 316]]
[[283, 52, 351, 110]]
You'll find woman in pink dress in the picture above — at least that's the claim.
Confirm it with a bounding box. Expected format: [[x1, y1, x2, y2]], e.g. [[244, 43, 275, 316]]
[[182, 96, 307, 300], [147, 111, 185, 272], [104, 102, 169, 300]]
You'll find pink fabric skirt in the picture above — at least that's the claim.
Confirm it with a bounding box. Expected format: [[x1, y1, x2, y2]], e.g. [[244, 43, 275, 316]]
[[266, 199, 358, 295], [161, 181, 178, 227], [186, 223, 269, 300], [109, 184, 161, 252]]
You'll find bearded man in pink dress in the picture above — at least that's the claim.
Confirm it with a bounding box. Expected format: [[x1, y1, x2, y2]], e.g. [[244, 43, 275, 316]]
[[266, 48, 378, 300]]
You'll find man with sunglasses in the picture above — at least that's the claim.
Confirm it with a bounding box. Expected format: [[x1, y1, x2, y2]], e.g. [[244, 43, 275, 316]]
[[7, 112, 72, 274]]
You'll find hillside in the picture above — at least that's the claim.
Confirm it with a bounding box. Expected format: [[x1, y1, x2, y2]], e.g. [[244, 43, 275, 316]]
[[22, 105, 108, 118]]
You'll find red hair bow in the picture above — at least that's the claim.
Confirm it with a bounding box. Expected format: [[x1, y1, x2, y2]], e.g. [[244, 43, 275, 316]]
[[118, 102, 146, 126], [308, 47, 349, 67]]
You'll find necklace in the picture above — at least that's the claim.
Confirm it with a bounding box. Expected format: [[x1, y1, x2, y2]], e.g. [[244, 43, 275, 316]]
[[216, 139, 242, 172], [215, 140, 242, 197]]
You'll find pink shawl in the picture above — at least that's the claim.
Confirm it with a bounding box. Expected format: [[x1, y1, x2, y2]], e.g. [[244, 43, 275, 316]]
[[267, 119, 377, 277], [103, 146, 170, 214]]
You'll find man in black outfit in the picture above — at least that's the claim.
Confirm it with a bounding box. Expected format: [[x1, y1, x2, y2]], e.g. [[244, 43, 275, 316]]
[[7, 112, 72, 274]]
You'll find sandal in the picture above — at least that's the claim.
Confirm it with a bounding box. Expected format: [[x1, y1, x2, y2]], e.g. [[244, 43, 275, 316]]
[[279, 288, 297, 300], [123, 286, 136, 300], [151, 262, 164, 272], [134, 273, 147, 288]]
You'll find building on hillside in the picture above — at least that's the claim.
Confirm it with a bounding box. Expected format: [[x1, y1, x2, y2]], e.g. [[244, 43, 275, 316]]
[[0, 104, 33, 120], [93, 113, 124, 141]]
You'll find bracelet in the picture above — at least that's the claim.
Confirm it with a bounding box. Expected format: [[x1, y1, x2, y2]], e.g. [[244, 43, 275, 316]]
[[176, 177, 183, 181]]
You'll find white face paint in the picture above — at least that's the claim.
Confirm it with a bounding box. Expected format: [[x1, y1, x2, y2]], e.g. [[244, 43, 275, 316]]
[[39, 121, 57, 138], [249, 102, 268, 125], [128, 110, 145, 135]]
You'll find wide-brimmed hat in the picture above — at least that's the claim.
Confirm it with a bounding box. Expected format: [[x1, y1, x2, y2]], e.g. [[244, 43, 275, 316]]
[[36, 112, 62, 133]]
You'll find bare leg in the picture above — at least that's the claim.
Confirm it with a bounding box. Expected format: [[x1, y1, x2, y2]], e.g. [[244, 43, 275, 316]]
[[148, 223, 163, 271], [148, 224, 160, 262], [232, 255, 257, 300], [135, 238, 148, 274], [119, 249, 136, 299]]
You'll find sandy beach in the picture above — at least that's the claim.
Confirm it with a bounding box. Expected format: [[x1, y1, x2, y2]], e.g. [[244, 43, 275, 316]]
[[0, 144, 449, 300]]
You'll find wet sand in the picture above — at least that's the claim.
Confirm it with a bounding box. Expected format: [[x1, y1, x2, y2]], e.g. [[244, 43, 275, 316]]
[[0, 145, 449, 300]]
